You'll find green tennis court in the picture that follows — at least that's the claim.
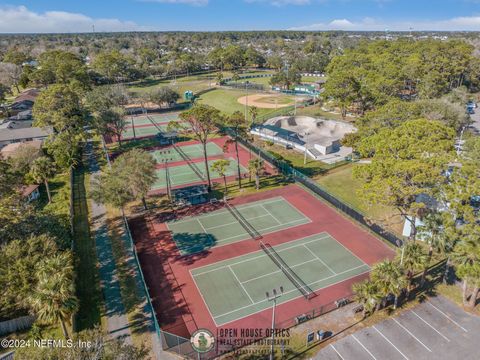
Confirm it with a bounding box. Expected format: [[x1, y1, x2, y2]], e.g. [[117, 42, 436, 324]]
[[151, 142, 224, 164], [167, 196, 311, 255], [152, 158, 247, 191], [125, 113, 180, 127], [191, 233, 370, 326], [122, 124, 170, 139]]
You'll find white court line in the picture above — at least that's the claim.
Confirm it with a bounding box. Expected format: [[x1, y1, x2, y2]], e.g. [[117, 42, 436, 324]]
[[211, 265, 370, 320], [428, 302, 468, 332], [303, 244, 336, 275], [240, 258, 319, 284], [203, 213, 271, 231], [170, 197, 285, 224], [373, 326, 409, 360], [228, 266, 254, 304], [392, 318, 432, 352], [192, 234, 332, 276], [213, 267, 371, 326], [196, 219, 209, 235], [352, 335, 377, 360], [260, 204, 281, 224], [214, 218, 308, 244], [411, 311, 450, 342], [330, 344, 345, 360]]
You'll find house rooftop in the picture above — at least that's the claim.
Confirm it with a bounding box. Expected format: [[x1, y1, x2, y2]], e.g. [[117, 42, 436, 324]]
[[0, 127, 52, 143], [0, 140, 43, 158]]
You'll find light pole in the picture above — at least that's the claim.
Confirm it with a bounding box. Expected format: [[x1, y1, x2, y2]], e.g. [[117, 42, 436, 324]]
[[303, 132, 310, 165], [266, 286, 284, 360], [245, 81, 249, 123]]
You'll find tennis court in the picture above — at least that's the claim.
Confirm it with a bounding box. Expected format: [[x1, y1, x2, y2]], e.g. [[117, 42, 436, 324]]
[[152, 158, 247, 191], [167, 196, 311, 255], [122, 123, 170, 139], [125, 113, 180, 127], [151, 142, 224, 164], [190, 232, 370, 326]]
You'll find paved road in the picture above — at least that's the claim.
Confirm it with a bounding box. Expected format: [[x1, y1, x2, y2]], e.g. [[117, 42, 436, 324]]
[[85, 140, 133, 344], [315, 296, 480, 360], [469, 109, 480, 134]]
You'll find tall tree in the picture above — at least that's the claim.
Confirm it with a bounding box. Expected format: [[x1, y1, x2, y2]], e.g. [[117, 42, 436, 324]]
[[354, 119, 455, 240], [33, 83, 88, 168], [371, 260, 407, 309], [248, 158, 265, 190], [225, 111, 248, 189], [29, 252, 78, 338], [352, 280, 381, 318], [148, 87, 180, 108], [29, 157, 56, 203], [211, 159, 231, 195], [92, 149, 157, 210], [174, 104, 221, 191], [398, 242, 429, 295]]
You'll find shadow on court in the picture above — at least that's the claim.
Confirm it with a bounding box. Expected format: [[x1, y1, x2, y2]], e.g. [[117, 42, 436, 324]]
[[171, 232, 218, 257]]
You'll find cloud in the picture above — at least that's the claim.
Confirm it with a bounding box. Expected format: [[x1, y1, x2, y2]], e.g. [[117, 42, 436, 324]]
[[141, 0, 208, 5], [289, 16, 480, 31], [245, 0, 311, 6], [0, 5, 148, 33]]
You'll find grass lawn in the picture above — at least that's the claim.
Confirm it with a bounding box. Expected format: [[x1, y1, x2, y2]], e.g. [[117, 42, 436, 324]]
[[72, 161, 104, 331], [105, 206, 154, 355], [315, 164, 404, 235], [254, 139, 344, 177], [296, 103, 357, 122], [197, 88, 270, 116]]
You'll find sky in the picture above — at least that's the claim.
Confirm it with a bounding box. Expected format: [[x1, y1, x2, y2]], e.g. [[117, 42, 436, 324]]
[[1, 1, 480, 33]]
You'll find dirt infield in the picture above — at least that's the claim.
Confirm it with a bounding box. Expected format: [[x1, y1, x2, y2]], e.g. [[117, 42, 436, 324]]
[[237, 93, 296, 109]]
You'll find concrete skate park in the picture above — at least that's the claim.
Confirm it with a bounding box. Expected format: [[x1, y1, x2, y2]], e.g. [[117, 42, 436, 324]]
[[251, 116, 356, 164]]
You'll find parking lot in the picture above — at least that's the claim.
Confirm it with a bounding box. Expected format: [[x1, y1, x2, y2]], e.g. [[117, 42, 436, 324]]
[[316, 296, 480, 360]]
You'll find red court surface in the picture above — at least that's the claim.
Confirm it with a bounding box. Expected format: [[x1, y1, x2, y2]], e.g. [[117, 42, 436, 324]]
[[147, 136, 276, 194], [130, 184, 395, 349]]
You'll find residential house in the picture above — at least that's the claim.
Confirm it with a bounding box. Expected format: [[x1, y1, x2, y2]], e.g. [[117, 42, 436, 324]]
[[0, 127, 52, 149]]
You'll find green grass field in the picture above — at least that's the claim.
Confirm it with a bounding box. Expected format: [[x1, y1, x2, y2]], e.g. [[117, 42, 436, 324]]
[[197, 88, 268, 116], [315, 164, 404, 235], [191, 232, 370, 326], [151, 142, 223, 164], [152, 157, 247, 190], [167, 196, 311, 255]]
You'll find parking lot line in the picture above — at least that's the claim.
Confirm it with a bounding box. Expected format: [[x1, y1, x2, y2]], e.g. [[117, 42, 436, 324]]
[[392, 318, 432, 352], [373, 326, 409, 360], [330, 344, 345, 360], [352, 335, 377, 360], [428, 302, 468, 333], [411, 310, 450, 342]]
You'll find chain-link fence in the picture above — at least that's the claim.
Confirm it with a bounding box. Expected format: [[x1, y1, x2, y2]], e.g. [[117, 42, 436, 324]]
[[236, 137, 403, 248]]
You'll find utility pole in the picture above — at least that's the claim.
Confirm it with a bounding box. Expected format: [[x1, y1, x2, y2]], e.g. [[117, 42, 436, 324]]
[[304, 132, 309, 165], [266, 287, 284, 360]]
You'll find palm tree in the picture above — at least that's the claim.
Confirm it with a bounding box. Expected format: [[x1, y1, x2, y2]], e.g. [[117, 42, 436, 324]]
[[248, 158, 265, 190], [418, 211, 445, 257], [398, 242, 429, 294], [211, 159, 231, 195], [352, 280, 381, 318], [29, 156, 56, 203], [371, 260, 407, 309], [29, 252, 78, 338], [249, 106, 258, 126], [452, 239, 480, 306]]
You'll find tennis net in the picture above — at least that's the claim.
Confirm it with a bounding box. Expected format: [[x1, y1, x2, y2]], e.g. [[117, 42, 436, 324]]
[[147, 115, 165, 134], [260, 241, 316, 299], [225, 202, 262, 240], [172, 144, 205, 181]]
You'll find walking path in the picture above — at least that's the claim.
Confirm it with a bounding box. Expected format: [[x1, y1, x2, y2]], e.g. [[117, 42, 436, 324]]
[[85, 140, 132, 344]]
